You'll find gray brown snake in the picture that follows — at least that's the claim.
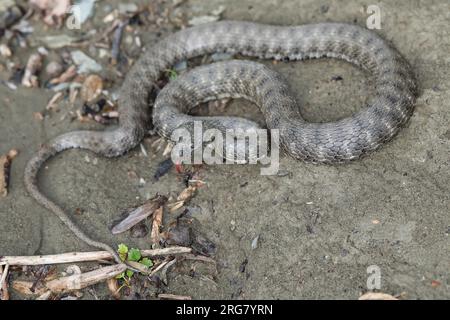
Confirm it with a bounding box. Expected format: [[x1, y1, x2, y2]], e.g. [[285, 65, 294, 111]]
[[24, 21, 417, 263]]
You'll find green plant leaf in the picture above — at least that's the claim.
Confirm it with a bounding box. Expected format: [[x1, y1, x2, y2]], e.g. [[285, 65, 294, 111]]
[[126, 269, 134, 278], [117, 243, 128, 254], [140, 257, 153, 268], [167, 69, 177, 80], [128, 248, 141, 262], [116, 272, 125, 280], [117, 243, 129, 261]]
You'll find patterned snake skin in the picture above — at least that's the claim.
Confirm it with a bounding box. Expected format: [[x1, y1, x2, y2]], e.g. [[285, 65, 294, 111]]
[[24, 21, 417, 262]]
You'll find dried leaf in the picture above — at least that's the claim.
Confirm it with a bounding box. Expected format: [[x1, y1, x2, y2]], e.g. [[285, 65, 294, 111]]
[[106, 278, 120, 299], [111, 195, 167, 234]]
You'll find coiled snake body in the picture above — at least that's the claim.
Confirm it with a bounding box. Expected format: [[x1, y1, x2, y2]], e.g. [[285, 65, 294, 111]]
[[24, 21, 417, 262]]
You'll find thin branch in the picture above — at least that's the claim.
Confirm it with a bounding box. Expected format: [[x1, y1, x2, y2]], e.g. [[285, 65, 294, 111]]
[[45, 264, 127, 293], [158, 293, 192, 300], [0, 264, 9, 289], [0, 247, 192, 266], [0, 264, 9, 300]]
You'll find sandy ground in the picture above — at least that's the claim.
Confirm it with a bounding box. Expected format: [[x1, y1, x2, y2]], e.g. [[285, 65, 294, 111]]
[[0, 0, 449, 299]]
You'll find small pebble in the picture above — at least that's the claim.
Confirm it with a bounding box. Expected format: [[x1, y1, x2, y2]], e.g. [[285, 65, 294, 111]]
[[45, 61, 63, 78], [251, 235, 259, 250], [118, 3, 139, 14], [0, 44, 12, 57]]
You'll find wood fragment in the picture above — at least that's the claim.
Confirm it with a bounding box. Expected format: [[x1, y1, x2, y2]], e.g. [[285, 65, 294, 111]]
[[22, 53, 43, 87], [168, 200, 184, 212], [36, 290, 52, 300], [177, 185, 197, 202], [148, 261, 168, 277], [0, 247, 192, 266], [158, 293, 192, 300], [45, 264, 127, 293], [45, 92, 64, 110], [49, 65, 77, 84], [124, 260, 151, 275], [151, 206, 164, 244], [182, 253, 217, 265], [0, 264, 9, 300], [160, 258, 177, 285]]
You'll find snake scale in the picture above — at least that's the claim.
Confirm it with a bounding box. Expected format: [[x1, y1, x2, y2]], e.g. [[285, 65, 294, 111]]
[[24, 21, 417, 263]]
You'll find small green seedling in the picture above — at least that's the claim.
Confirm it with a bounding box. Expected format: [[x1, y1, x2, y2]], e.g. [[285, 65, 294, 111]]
[[166, 69, 178, 81], [115, 244, 154, 290]]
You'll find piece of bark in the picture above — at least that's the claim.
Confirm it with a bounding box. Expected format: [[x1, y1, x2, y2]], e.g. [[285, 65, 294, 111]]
[[0, 247, 192, 266]]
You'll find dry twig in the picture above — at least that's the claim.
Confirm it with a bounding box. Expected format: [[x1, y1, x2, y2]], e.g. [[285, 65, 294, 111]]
[[0, 246, 192, 266]]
